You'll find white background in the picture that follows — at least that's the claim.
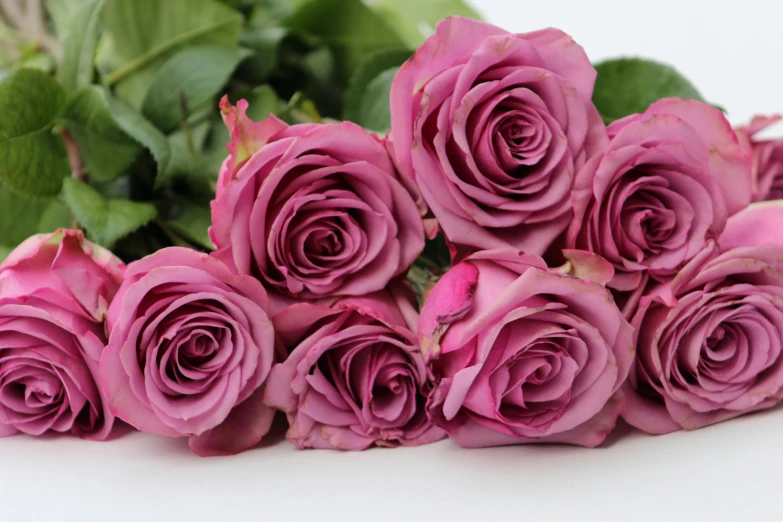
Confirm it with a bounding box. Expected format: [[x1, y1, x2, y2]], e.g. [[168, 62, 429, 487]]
[[2, 1, 783, 521]]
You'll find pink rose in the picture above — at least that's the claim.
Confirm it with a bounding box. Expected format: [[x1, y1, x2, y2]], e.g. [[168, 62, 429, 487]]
[[419, 249, 633, 448], [210, 98, 424, 301], [0, 230, 124, 439], [100, 247, 276, 456], [263, 285, 444, 450], [736, 115, 783, 202], [389, 17, 607, 258], [568, 98, 750, 315]]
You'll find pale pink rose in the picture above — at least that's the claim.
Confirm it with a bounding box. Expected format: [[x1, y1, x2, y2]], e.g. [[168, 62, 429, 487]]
[[0, 230, 124, 439], [100, 247, 276, 456], [210, 97, 424, 300], [263, 285, 444, 450], [623, 202, 783, 433], [568, 98, 749, 316], [736, 114, 783, 202], [419, 249, 633, 448], [390, 17, 608, 259]]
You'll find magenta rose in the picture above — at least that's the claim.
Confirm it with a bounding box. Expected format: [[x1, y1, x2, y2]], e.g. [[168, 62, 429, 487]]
[[736, 114, 783, 202], [623, 201, 783, 433], [210, 97, 424, 301], [0, 230, 124, 439], [568, 98, 750, 315], [419, 249, 633, 448], [100, 247, 276, 456], [389, 16, 608, 258], [263, 285, 444, 450]]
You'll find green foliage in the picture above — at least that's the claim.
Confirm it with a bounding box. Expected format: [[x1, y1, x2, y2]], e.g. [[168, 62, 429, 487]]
[[98, 0, 243, 107], [58, 0, 106, 91], [593, 58, 705, 123], [0, 69, 69, 197], [62, 177, 157, 248], [344, 48, 410, 132]]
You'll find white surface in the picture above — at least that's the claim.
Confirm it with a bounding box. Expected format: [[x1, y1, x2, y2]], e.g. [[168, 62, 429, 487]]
[[3, 1, 783, 521]]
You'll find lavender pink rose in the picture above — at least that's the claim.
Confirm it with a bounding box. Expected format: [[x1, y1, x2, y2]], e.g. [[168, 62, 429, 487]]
[[623, 203, 783, 433], [100, 247, 276, 456], [568, 98, 751, 315], [419, 249, 633, 448], [210, 98, 424, 301], [0, 230, 124, 439], [264, 285, 444, 450], [390, 16, 608, 258], [736, 115, 783, 202]]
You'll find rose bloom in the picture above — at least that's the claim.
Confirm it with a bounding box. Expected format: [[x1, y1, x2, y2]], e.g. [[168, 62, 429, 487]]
[[568, 98, 751, 315], [419, 249, 633, 448], [0, 230, 123, 439], [263, 285, 444, 450], [736, 114, 783, 202], [100, 248, 276, 456], [389, 16, 608, 259], [623, 202, 783, 434], [210, 97, 424, 301]]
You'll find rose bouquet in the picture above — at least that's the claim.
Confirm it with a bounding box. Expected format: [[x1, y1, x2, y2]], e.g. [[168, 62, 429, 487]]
[[1, 0, 782, 456]]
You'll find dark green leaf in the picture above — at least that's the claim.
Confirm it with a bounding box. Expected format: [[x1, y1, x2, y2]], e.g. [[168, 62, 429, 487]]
[[58, 0, 106, 91], [237, 26, 286, 84], [98, 0, 243, 107], [142, 46, 251, 132], [59, 86, 141, 181], [420, 232, 451, 270], [157, 121, 211, 189], [344, 48, 410, 132], [285, 0, 405, 85], [62, 177, 157, 248], [165, 203, 214, 250], [0, 186, 70, 252], [0, 69, 69, 196], [593, 58, 705, 123]]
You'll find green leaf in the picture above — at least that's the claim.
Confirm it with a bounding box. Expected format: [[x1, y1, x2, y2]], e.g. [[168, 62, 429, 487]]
[[344, 48, 409, 132], [141, 46, 250, 133], [237, 26, 286, 84], [593, 58, 705, 124], [61, 177, 157, 248], [243, 84, 284, 121], [103, 90, 171, 175], [98, 0, 243, 107], [0, 69, 69, 196], [165, 203, 214, 250], [157, 121, 211, 189], [0, 186, 67, 247], [248, 0, 307, 27], [59, 86, 141, 181], [285, 0, 405, 85], [368, 0, 483, 47], [58, 0, 106, 91], [36, 201, 73, 233], [44, 0, 94, 38]]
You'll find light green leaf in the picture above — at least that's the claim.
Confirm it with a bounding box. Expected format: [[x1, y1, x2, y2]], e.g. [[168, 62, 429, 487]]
[[141, 46, 250, 133], [0, 69, 69, 196], [165, 203, 214, 250], [285, 0, 405, 85], [61, 177, 157, 248], [344, 48, 409, 131], [593, 58, 705, 124], [244, 84, 284, 121], [58, 0, 106, 91], [36, 201, 73, 233], [367, 0, 483, 47], [59, 86, 141, 181], [248, 0, 308, 27], [98, 0, 243, 108], [44, 0, 94, 38], [0, 245, 11, 262]]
